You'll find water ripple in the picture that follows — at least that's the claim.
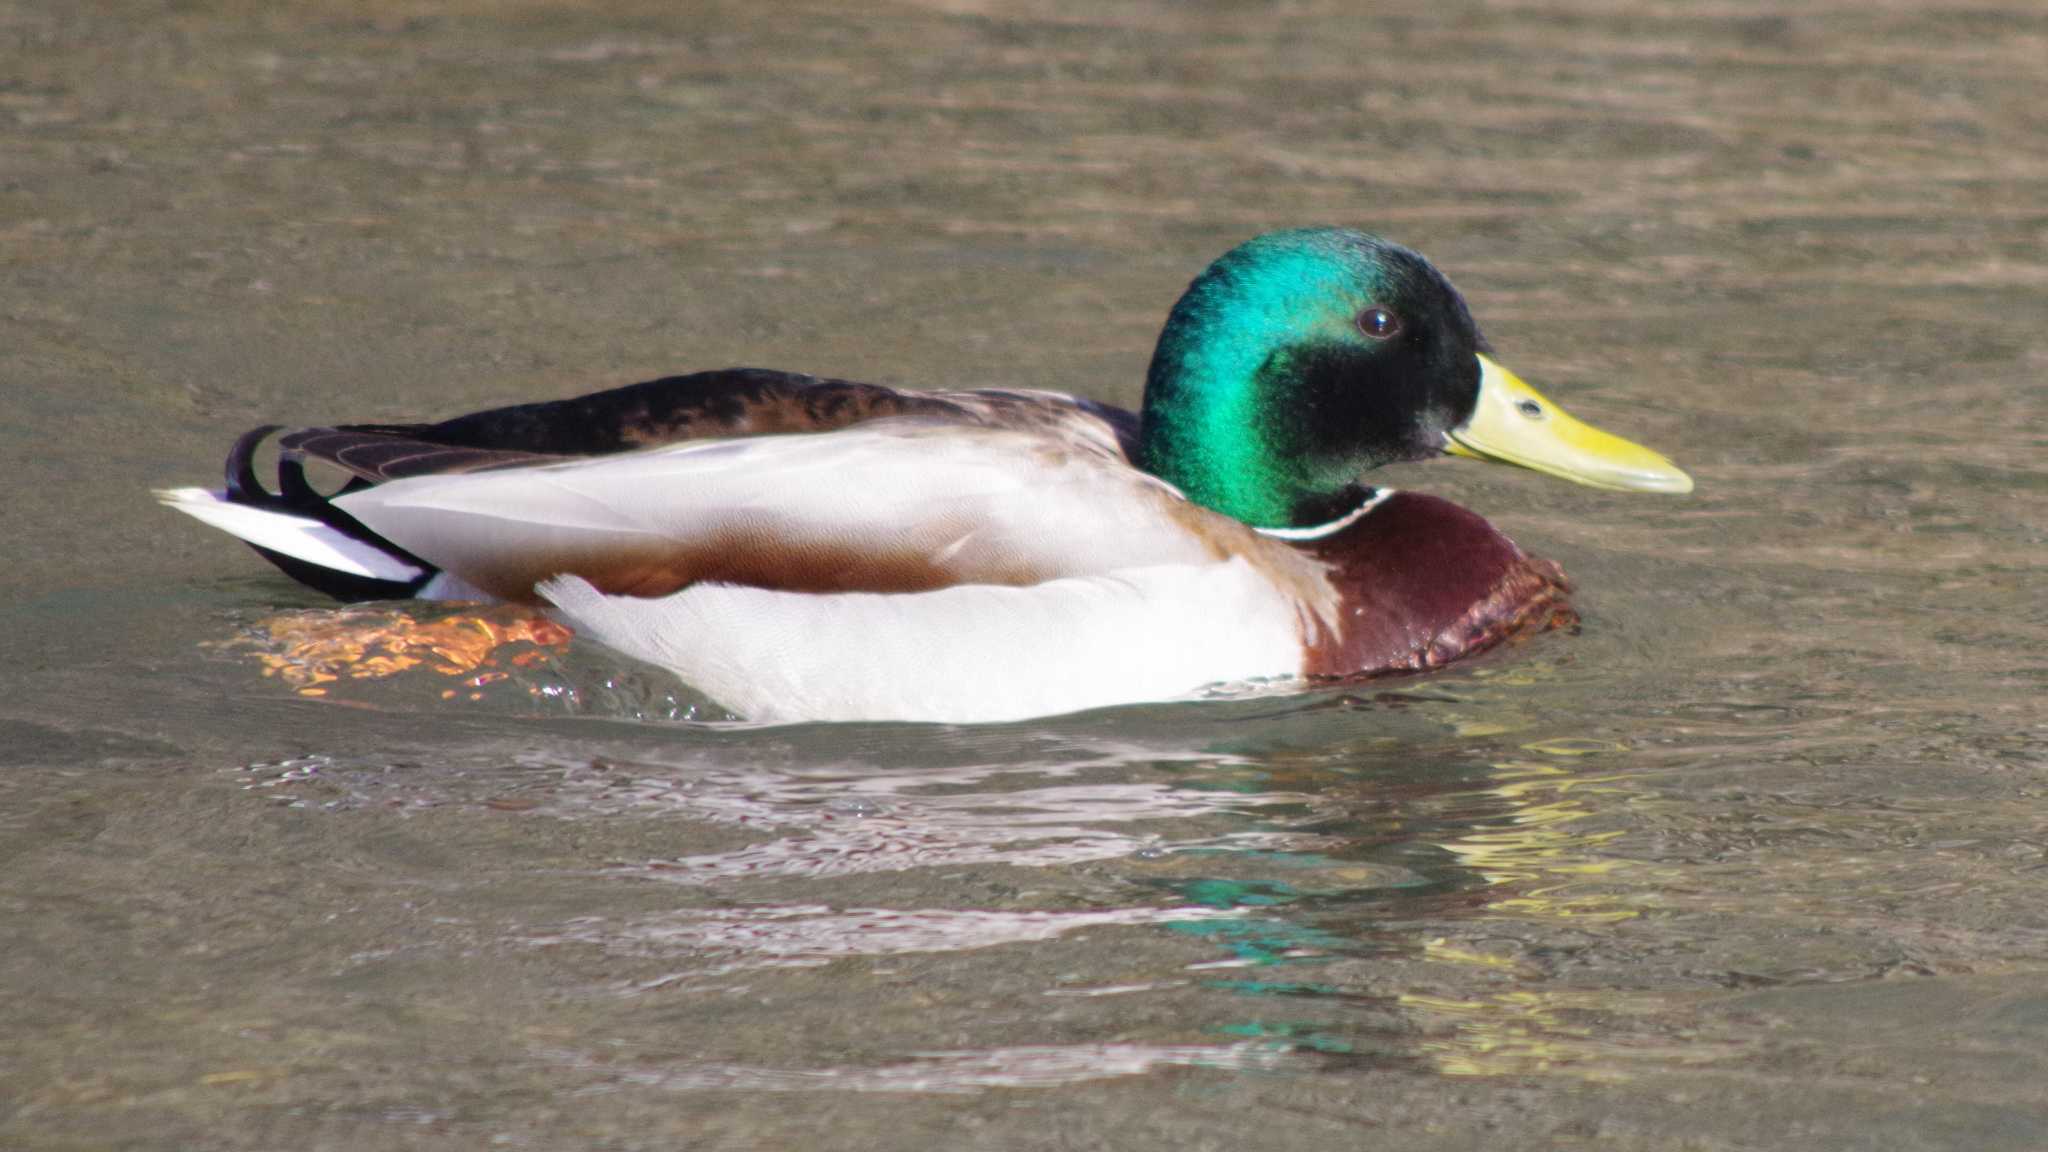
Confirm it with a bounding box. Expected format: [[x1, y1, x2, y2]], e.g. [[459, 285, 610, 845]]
[[525, 903, 1241, 987], [554, 1041, 1307, 1095]]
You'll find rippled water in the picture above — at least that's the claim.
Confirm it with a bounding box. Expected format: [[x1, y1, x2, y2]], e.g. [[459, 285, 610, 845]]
[[5, 2, 2046, 1147]]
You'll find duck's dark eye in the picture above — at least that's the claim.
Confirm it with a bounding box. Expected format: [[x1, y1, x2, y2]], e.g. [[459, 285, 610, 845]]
[[1356, 306, 1402, 340]]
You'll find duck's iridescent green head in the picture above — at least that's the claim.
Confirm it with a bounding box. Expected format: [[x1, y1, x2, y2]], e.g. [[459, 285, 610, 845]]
[[1137, 228, 1690, 529]]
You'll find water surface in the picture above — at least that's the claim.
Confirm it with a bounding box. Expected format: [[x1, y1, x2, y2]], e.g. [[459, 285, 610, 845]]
[[4, 1, 2046, 1147]]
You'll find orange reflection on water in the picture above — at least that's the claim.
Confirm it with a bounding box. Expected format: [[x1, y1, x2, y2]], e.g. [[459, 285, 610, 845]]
[[233, 607, 571, 697]]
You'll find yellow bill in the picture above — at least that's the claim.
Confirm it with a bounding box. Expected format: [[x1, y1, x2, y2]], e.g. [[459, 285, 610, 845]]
[[1446, 354, 1693, 494]]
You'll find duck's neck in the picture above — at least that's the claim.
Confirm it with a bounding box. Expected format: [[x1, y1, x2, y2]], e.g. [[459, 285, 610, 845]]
[[1135, 234, 1379, 529], [1136, 313, 1355, 530], [1136, 355, 1292, 527]]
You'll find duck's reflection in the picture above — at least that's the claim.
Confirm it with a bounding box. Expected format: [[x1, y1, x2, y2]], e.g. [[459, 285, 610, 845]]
[[526, 903, 1240, 990], [548, 1040, 1309, 1095], [229, 648, 1740, 1092], [551, 751, 1351, 882]]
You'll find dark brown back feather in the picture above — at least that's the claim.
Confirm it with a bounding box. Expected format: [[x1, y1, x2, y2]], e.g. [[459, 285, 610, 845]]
[[281, 368, 1139, 482], [276, 427, 567, 482]]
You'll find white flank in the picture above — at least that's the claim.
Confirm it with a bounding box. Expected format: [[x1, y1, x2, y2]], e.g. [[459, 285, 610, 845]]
[[154, 488, 423, 582], [537, 558, 1304, 724], [329, 423, 1220, 587]]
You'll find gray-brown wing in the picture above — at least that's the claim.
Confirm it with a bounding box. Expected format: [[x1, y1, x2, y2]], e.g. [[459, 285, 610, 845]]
[[273, 369, 1139, 484], [214, 369, 1143, 602], [275, 427, 566, 483], [380, 368, 1137, 459]]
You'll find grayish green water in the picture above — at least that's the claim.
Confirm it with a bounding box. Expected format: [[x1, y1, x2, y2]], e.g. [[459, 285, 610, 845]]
[[5, 1, 2046, 1147]]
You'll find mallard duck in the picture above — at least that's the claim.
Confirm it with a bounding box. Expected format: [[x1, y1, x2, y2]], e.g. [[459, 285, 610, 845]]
[[160, 228, 1689, 723]]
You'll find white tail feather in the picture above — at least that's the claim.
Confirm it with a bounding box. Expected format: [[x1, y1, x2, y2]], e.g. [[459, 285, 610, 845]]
[[155, 487, 424, 582]]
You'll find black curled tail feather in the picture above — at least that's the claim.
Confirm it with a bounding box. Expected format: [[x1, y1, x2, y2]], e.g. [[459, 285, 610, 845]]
[[223, 425, 437, 602]]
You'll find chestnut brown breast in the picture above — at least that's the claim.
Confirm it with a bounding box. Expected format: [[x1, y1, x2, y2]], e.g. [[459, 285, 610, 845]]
[[1298, 492, 1575, 679]]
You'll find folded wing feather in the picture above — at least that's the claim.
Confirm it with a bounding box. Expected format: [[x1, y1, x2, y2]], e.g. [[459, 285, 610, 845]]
[[330, 421, 1239, 602]]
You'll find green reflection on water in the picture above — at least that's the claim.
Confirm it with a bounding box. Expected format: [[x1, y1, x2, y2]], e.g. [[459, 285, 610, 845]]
[[1165, 916, 1349, 967]]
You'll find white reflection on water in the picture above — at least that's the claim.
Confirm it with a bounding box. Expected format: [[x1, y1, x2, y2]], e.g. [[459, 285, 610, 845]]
[[556, 1041, 1302, 1095], [549, 749, 1343, 882], [526, 903, 1241, 987]]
